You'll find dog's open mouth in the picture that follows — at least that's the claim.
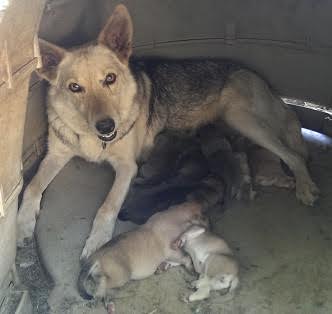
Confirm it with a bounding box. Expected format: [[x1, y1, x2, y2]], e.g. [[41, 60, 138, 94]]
[[98, 130, 117, 142]]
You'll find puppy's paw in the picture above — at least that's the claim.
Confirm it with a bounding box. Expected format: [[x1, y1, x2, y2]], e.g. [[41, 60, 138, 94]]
[[296, 179, 320, 206], [188, 290, 210, 302], [190, 280, 199, 289], [155, 262, 172, 274]]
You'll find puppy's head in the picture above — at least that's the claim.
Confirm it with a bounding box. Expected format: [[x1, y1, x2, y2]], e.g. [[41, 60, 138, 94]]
[[37, 5, 140, 143], [206, 254, 239, 292]]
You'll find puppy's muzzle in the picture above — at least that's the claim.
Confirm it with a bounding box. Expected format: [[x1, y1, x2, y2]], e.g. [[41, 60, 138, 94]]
[[95, 118, 117, 142]]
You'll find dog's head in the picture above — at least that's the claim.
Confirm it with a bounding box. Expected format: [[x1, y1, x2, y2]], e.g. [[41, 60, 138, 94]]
[[37, 5, 139, 142]]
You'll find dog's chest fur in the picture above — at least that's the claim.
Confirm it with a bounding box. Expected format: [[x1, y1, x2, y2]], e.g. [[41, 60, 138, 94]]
[[78, 135, 110, 162]]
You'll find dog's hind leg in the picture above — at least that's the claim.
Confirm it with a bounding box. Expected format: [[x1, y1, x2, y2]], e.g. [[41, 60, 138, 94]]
[[17, 135, 73, 246], [223, 106, 319, 205], [283, 108, 309, 161]]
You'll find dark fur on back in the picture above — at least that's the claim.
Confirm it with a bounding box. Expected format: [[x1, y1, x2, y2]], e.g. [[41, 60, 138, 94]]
[[130, 58, 241, 128]]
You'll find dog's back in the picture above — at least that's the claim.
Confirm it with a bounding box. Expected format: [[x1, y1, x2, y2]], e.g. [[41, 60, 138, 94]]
[[186, 231, 233, 256]]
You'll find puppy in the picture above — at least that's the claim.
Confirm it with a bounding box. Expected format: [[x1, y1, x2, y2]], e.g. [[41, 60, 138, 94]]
[[173, 225, 239, 302], [78, 201, 206, 302]]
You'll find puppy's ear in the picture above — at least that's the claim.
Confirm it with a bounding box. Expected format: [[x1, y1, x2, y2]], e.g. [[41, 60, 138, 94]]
[[36, 39, 67, 83], [98, 4, 133, 64]]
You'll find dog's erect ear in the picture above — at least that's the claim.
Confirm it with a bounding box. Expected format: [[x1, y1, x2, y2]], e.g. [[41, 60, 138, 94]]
[[36, 39, 67, 82], [98, 4, 133, 63]]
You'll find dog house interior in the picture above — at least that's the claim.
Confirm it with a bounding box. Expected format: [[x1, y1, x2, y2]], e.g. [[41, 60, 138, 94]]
[[1, 0, 332, 313]]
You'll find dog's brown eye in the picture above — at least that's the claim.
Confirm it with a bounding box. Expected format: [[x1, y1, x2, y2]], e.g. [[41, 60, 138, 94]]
[[68, 82, 83, 93], [104, 73, 116, 85]]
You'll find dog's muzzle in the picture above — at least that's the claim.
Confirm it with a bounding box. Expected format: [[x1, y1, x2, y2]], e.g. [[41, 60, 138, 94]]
[[96, 118, 117, 142]]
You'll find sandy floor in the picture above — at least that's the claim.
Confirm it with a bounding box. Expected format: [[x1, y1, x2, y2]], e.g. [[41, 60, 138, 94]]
[[16, 133, 332, 314]]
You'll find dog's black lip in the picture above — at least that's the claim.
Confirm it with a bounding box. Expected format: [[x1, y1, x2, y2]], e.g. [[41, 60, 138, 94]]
[[98, 131, 117, 142]]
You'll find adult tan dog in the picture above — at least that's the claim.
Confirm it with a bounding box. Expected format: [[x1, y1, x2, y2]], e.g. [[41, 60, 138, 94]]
[[17, 4, 318, 260]]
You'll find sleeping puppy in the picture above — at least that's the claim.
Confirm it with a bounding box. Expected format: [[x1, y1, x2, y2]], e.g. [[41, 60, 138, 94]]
[[77, 201, 207, 305], [173, 225, 239, 302]]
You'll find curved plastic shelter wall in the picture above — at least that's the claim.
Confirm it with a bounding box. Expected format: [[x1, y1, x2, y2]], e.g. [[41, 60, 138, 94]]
[[39, 0, 332, 106], [0, 0, 44, 298]]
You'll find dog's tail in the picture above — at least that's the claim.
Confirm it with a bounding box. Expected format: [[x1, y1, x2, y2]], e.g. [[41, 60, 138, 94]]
[[77, 259, 100, 300]]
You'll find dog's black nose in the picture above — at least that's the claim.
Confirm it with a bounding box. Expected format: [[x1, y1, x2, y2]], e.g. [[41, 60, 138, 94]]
[[95, 118, 115, 134]]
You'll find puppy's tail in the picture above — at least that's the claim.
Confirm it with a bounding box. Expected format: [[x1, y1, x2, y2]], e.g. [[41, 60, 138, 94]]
[[77, 259, 100, 300]]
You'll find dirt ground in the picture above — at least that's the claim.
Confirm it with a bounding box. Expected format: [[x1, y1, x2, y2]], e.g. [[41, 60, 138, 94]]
[[16, 133, 332, 314]]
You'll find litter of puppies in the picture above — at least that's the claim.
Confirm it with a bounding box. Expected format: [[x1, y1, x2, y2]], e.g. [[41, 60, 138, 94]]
[[78, 176, 239, 312]]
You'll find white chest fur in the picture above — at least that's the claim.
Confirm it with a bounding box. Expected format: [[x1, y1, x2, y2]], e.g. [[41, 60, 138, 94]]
[[78, 134, 108, 162]]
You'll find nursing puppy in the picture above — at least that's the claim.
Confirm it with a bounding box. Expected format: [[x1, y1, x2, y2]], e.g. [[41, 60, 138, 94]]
[[173, 225, 239, 302], [77, 200, 207, 302]]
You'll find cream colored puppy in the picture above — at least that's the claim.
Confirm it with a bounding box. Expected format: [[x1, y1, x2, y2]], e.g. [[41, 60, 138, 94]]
[[173, 225, 239, 302]]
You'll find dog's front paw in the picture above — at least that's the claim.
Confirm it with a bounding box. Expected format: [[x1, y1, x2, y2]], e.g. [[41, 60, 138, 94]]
[[296, 179, 319, 206], [17, 196, 41, 247], [179, 294, 190, 304], [155, 261, 172, 274], [190, 280, 199, 289], [172, 238, 185, 250], [81, 231, 112, 261], [81, 218, 115, 261]]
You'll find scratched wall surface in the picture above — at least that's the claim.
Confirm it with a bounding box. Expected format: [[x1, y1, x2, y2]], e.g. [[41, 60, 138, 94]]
[[0, 0, 45, 300], [37, 0, 332, 105]]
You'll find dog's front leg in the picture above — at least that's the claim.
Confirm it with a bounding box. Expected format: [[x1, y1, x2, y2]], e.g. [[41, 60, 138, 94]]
[[81, 160, 137, 260], [17, 143, 73, 246]]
